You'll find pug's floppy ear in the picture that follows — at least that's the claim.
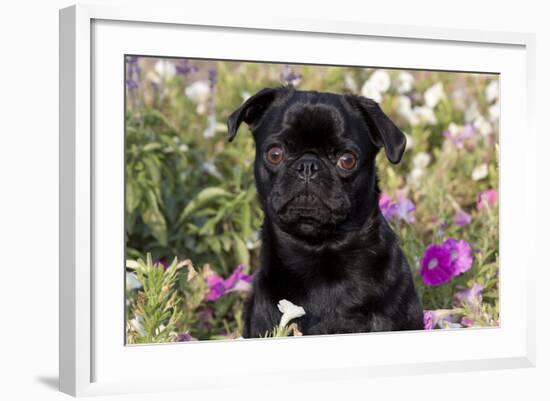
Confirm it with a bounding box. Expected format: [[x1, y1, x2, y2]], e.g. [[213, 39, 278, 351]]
[[227, 87, 279, 142], [347, 95, 407, 164]]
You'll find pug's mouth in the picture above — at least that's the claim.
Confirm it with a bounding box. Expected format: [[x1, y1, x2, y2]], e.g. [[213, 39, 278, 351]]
[[278, 192, 331, 224]]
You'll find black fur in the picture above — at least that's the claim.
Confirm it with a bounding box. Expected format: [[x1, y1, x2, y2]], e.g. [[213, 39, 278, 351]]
[[227, 86, 423, 337]]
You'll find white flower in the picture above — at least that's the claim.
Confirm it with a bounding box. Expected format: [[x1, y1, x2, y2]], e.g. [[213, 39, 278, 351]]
[[179, 143, 189, 152], [202, 160, 222, 179], [485, 80, 499, 103], [203, 114, 217, 139], [396, 71, 414, 93], [413, 152, 431, 169], [155, 324, 166, 336], [126, 259, 139, 269], [397, 96, 419, 126], [464, 102, 479, 123], [424, 82, 445, 108], [413, 106, 437, 125], [126, 272, 142, 291], [489, 102, 500, 122], [344, 74, 358, 93], [408, 152, 430, 187], [369, 70, 391, 92], [240, 91, 251, 102], [449, 122, 461, 135], [154, 60, 176, 78], [277, 299, 306, 328], [471, 163, 489, 181], [184, 81, 211, 114], [474, 115, 493, 137], [129, 315, 146, 337], [404, 132, 414, 150], [361, 82, 382, 103], [361, 70, 390, 103], [408, 167, 425, 188]]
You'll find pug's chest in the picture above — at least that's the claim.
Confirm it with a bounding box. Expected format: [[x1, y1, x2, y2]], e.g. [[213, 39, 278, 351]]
[[283, 286, 379, 335]]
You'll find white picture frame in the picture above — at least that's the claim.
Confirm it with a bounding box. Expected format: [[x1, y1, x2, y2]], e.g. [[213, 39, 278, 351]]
[[59, 3, 536, 397]]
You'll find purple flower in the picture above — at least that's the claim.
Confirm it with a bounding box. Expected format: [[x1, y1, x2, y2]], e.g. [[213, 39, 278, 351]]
[[205, 264, 253, 301], [154, 260, 169, 271], [420, 244, 454, 286], [423, 309, 457, 330], [378, 192, 415, 223], [280, 64, 302, 86], [125, 56, 141, 90], [443, 238, 473, 275], [394, 194, 416, 223], [176, 332, 196, 342], [205, 275, 225, 301], [197, 307, 214, 323], [453, 283, 484, 311], [379, 193, 397, 220], [175, 59, 198, 76], [126, 79, 138, 90], [208, 69, 217, 86], [453, 210, 472, 227], [423, 310, 434, 330], [443, 123, 475, 148], [477, 189, 498, 210]]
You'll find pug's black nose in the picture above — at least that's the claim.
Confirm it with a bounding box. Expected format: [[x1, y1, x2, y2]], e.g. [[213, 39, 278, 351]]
[[294, 155, 320, 181]]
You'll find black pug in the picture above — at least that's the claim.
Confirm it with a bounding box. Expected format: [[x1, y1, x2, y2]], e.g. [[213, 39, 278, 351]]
[[227, 86, 423, 337]]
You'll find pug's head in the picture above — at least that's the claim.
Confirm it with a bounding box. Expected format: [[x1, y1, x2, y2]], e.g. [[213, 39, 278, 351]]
[[227, 86, 406, 243]]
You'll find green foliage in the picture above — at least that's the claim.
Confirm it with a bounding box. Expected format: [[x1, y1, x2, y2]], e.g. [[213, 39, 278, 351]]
[[126, 255, 205, 344], [125, 58, 500, 341]]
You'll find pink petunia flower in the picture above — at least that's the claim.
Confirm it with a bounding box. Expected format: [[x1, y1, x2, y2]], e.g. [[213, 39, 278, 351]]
[[423, 309, 457, 330], [453, 283, 484, 313], [420, 238, 473, 285], [379, 192, 415, 223], [444, 238, 473, 275], [476, 189, 498, 210], [420, 244, 454, 286], [453, 210, 472, 227], [423, 310, 434, 330], [205, 264, 253, 301]]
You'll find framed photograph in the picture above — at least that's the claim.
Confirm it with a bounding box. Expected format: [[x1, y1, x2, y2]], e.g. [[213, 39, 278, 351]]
[[59, 4, 536, 396]]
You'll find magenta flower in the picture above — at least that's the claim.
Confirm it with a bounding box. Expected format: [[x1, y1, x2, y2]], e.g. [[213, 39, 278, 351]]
[[205, 264, 253, 301], [420, 244, 454, 286], [379, 192, 415, 223], [443, 238, 473, 275], [420, 238, 473, 285], [476, 189, 498, 210], [453, 210, 472, 227]]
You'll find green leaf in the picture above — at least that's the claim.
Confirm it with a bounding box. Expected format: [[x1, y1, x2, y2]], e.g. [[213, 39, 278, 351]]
[[178, 187, 232, 223], [232, 233, 250, 272], [141, 192, 167, 246]]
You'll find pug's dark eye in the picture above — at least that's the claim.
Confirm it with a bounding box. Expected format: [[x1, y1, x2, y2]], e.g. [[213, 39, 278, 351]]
[[266, 145, 284, 165], [337, 152, 357, 171]]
